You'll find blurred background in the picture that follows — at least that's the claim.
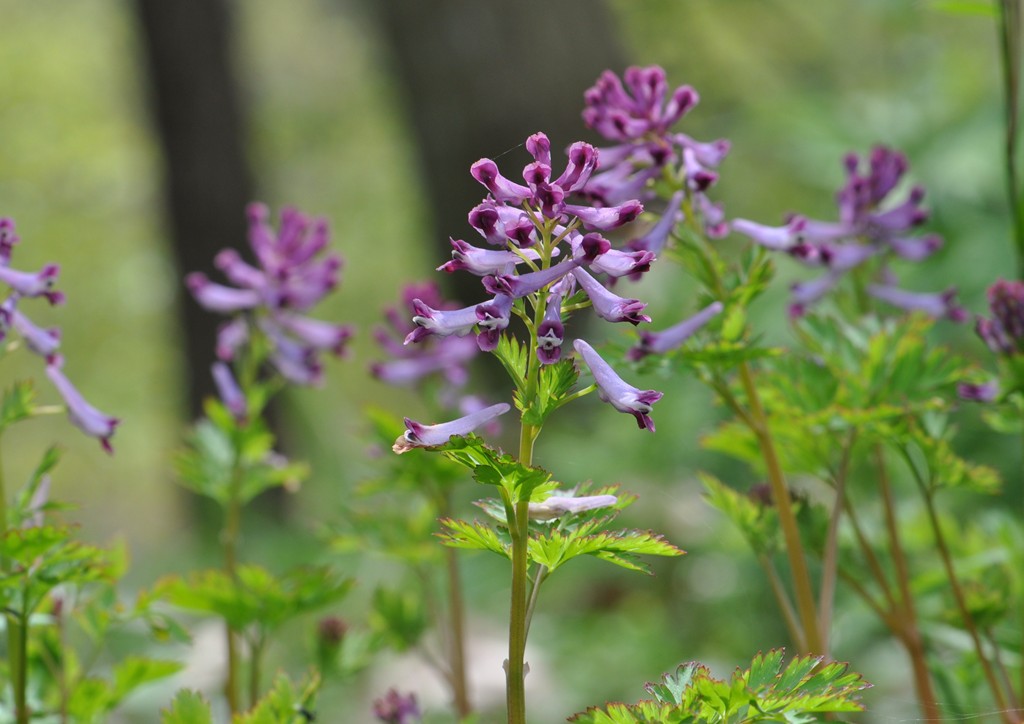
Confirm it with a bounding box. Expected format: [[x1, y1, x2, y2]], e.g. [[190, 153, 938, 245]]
[[0, 0, 1013, 720]]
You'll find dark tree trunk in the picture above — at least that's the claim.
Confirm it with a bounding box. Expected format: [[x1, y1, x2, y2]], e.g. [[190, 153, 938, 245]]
[[369, 0, 626, 305], [131, 0, 254, 419]]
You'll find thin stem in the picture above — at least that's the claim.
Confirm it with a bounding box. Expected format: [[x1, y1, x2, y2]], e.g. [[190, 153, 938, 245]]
[[819, 430, 857, 653], [757, 554, 804, 651], [876, 445, 941, 722], [998, 0, 1024, 276], [842, 497, 899, 614], [222, 463, 244, 714], [523, 565, 549, 640], [987, 627, 1022, 715], [737, 361, 824, 654], [443, 532, 472, 717], [918, 482, 1015, 721], [248, 633, 264, 710]]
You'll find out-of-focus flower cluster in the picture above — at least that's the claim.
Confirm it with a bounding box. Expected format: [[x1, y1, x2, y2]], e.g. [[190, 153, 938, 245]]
[[960, 279, 1024, 402], [187, 203, 353, 407], [372, 689, 421, 724], [733, 147, 965, 320], [0, 218, 118, 452]]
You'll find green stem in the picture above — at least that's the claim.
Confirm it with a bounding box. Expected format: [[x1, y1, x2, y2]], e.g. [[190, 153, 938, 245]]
[[505, 423, 538, 724], [819, 430, 857, 652], [222, 465, 243, 714], [757, 554, 804, 651], [918, 483, 1014, 722], [248, 634, 264, 710], [875, 445, 941, 722], [998, 0, 1024, 276], [439, 487, 472, 717]]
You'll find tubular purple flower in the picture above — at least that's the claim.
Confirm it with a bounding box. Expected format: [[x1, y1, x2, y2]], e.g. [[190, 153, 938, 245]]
[[483, 257, 580, 299], [475, 293, 514, 352], [887, 234, 942, 261], [395, 402, 511, 452], [574, 339, 663, 431], [675, 133, 731, 167], [629, 191, 684, 254], [214, 249, 267, 290], [553, 142, 599, 193], [187, 273, 261, 313], [563, 200, 643, 230], [588, 247, 655, 279], [819, 242, 877, 271], [584, 163, 661, 207], [572, 268, 650, 325], [405, 299, 480, 343], [0, 263, 62, 303], [536, 290, 566, 364], [528, 493, 618, 521], [468, 200, 537, 248], [11, 309, 60, 357], [628, 301, 723, 360], [867, 283, 967, 321], [789, 271, 843, 318], [437, 239, 521, 276], [216, 317, 249, 360], [211, 361, 246, 419], [732, 217, 806, 251], [45, 355, 119, 453], [470, 159, 532, 204], [273, 312, 353, 356]]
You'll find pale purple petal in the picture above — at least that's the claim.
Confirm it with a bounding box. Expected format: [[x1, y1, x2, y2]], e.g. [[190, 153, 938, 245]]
[[187, 273, 261, 313], [216, 317, 250, 360], [957, 381, 999, 403], [45, 356, 119, 453], [273, 312, 353, 356], [211, 361, 246, 419], [732, 217, 805, 251], [572, 268, 650, 325], [395, 402, 511, 451], [629, 301, 723, 360], [528, 494, 618, 521], [867, 283, 967, 321], [574, 339, 662, 431], [470, 159, 531, 204], [437, 239, 522, 276], [563, 200, 644, 230], [475, 294, 514, 351], [405, 300, 480, 343], [629, 191, 683, 254], [0, 264, 61, 303], [483, 257, 580, 299], [11, 309, 60, 357]]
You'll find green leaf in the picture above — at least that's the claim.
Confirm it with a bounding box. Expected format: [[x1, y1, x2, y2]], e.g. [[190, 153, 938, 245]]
[[162, 690, 214, 724], [236, 670, 320, 724], [719, 304, 746, 343], [437, 435, 554, 503], [0, 380, 36, 431], [437, 518, 511, 558], [527, 522, 683, 574], [701, 473, 781, 557], [370, 585, 428, 651], [156, 564, 352, 632], [0, 526, 112, 610], [495, 333, 528, 389], [521, 357, 580, 426]]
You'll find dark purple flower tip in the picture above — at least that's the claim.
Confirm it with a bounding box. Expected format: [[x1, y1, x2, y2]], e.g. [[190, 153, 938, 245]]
[[526, 132, 552, 167], [957, 381, 999, 403], [554, 142, 599, 193], [574, 339, 662, 431], [578, 233, 612, 261], [395, 402, 511, 452], [572, 268, 650, 325], [45, 355, 120, 454], [470, 159, 531, 204]]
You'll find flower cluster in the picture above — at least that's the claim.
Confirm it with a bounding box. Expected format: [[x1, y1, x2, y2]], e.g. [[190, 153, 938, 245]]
[[399, 130, 686, 437], [187, 204, 353, 403], [372, 689, 421, 724], [733, 147, 965, 320], [0, 218, 118, 452], [581, 65, 731, 247], [960, 279, 1024, 402]]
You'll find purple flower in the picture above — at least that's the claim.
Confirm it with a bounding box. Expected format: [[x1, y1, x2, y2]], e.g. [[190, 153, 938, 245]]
[[957, 381, 999, 403], [474, 293, 514, 351], [405, 299, 480, 344], [628, 301, 723, 360], [0, 217, 20, 264], [867, 283, 967, 322], [572, 268, 650, 325], [394, 402, 511, 453], [373, 689, 421, 724], [0, 263, 62, 305], [574, 339, 663, 431], [437, 238, 521, 276], [528, 492, 618, 521], [976, 279, 1024, 355], [582, 66, 699, 142], [188, 203, 350, 387], [11, 309, 60, 357], [537, 284, 569, 365], [371, 283, 479, 392], [733, 147, 949, 317], [211, 361, 246, 419], [629, 191, 684, 254], [45, 355, 120, 454], [483, 257, 580, 299]]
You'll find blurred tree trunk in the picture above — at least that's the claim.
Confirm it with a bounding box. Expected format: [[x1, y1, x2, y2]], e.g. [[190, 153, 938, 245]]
[[368, 0, 626, 305], [131, 0, 254, 419]]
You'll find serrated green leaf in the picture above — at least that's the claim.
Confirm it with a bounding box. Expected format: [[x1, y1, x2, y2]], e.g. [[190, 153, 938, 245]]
[[720, 304, 746, 343], [527, 523, 683, 574], [495, 333, 528, 389], [236, 670, 320, 724], [437, 518, 511, 558], [370, 585, 428, 651], [161, 690, 214, 724]]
